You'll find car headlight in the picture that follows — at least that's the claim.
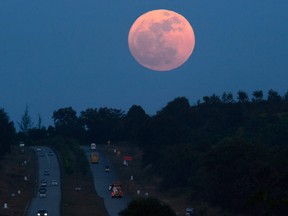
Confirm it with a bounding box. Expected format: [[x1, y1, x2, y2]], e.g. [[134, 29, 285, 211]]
[[44, 213, 48, 216], [37, 214, 40, 216]]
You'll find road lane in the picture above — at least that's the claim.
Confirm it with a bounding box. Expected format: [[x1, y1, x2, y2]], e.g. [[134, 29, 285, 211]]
[[82, 146, 131, 216], [26, 146, 61, 216]]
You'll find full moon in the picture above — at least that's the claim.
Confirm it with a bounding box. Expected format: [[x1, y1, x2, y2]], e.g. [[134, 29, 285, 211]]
[[128, 9, 195, 71]]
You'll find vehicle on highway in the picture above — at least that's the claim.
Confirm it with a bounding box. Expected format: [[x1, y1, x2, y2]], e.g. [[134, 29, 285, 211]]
[[91, 143, 96, 150], [37, 209, 48, 216], [40, 179, 47, 187], [90, 152, 99, 163], [51, 179, 58, 186], [186, 208, 195, 216], [110, 183, 123, 198], [39, 188, 47, 198], [44, 169, 49, 175], [105, 165, 110, 172]]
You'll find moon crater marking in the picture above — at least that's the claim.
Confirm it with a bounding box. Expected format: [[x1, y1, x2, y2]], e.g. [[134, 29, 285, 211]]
[[128, 9, 195, 71]]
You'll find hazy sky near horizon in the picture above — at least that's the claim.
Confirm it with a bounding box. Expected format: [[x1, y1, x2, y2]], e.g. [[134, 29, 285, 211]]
[[1, 0, 288, 128]]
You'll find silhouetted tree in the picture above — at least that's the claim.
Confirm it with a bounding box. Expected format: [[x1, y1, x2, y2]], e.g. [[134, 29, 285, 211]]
[[157, 97, 191, 115], [0, 108, 15, 157], [252, 90, 263, 102], [222, 92, 234, 103], [80, 108, 99, 141], [52, 107, 84, 140], [37, 114, 43, 129], [203, 94, 221, 104], [124, 105, 150, 142], [237, 90, 249, 103], [267, 89, 281, 103], [283, 91, 288, 102], [18, 106, 33, 134], [119, 197, 176, 216], [80, 107, 124, 143]]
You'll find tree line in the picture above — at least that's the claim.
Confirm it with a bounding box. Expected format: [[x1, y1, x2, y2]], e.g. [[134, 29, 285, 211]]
[[1, 89, 288, 215]]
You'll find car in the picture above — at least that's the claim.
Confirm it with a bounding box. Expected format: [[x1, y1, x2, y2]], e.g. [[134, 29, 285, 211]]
[[37, 209, 48, 216], [51, 180, 58, 186], [110, 183, 123, 198], [185, 208, 195, 216], [48, 151, 54, 156], [39, 188, 47, 198], [105, 166, 110, 172], [40, 179, 47, 187], [44, 170, 49, 176]]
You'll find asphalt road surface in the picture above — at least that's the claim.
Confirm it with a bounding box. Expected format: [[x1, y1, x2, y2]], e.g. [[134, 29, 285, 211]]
[[26, 146, 61, 216], [82, 146, 132, 216]]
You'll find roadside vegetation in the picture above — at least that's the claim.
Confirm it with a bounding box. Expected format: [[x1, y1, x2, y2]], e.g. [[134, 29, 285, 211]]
[[119, 197, 176, 216], [1, 89, 288, 215], [0, 146, 37, 216]]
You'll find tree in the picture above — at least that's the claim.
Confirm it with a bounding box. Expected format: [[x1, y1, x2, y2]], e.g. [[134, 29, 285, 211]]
[[0, 108, 16, 157], [283, 91, 288, 102], [222, 92, 234, 103], [149, 97, 192, 145], [252, 90, 263, 102], [119, 197, 176, 216], [237, 90, 249, 103], [80, 108, 98, 141], [126, 105, 148, 123], [157, 97, 191, 115], [53, 107, 78, 128], [52, 107, 83, 139], [267, 89, 281, 103], [203, 94, 221, 104], [80, 107, 124, 142], [18, 106, 33, 134], [125, 105, 150, 142], [37, 114, 43, 129]]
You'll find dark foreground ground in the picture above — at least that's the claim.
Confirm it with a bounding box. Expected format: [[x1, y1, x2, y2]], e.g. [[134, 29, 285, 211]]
[[0, 147, 36, 216], [0, 146, 108, 216]]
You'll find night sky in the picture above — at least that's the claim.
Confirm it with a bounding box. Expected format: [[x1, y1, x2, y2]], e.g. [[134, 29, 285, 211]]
[[1, 0, 288, 128]]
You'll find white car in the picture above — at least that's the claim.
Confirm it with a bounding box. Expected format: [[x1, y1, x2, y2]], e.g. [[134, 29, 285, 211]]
[[40, 179, 47, 187], [105, 166, 110, 172], [39, 188, 47, 198], [51, 180, 58, 186]]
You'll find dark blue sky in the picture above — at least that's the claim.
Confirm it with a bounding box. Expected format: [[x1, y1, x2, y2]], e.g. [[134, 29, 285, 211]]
[[1, 0, 288, 128]]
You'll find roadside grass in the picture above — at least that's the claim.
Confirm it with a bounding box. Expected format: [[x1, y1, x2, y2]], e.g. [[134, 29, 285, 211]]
[[0, 146, 37, 216], [60, 146, 109, 216]]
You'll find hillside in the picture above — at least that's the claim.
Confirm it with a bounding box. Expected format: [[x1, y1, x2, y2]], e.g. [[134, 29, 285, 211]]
[[1, 91, 288, 216], [0, 146, 37, 216], [100, 143, 214, 216]]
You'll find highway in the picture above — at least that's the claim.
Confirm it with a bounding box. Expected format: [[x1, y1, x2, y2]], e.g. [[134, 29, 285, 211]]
[[26, 146, 61, 216], [82, 146, 132, 216]]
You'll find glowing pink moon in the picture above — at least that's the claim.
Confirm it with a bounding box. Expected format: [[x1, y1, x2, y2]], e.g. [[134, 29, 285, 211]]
[[128, 9, 195, 71]]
